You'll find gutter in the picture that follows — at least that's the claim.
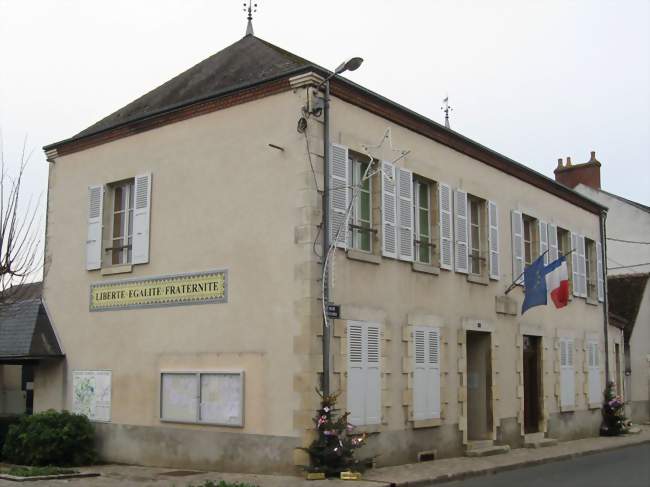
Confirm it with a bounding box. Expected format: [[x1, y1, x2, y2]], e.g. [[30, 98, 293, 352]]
[[600, 210, 610, 382]]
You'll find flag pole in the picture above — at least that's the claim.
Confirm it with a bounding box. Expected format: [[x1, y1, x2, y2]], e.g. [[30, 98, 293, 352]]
[[503, 248, 575, 296]]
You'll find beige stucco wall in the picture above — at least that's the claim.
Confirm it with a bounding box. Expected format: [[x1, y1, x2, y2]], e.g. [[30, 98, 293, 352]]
[[0, 365, 24, 415], [39, 89, 316, 446], [38, 79, 610, 470], [325, 95, 605, 446]]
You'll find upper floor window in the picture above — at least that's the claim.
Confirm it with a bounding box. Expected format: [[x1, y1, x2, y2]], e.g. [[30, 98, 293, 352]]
[[86, 173, 152, 271], [414, 178, 438, 266], [468, 197, 484, 275], [351, 157, 372, 253], [523, 214, 538, 268], [110, 180, 134, 265], [585, 238, 597, 300]]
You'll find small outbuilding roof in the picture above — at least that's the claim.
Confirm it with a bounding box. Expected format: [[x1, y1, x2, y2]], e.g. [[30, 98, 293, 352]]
[[0, 284, 63, 362]]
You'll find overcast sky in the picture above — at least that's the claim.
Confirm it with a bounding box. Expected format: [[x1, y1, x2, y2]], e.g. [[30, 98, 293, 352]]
[[1, 0, 648, 214]]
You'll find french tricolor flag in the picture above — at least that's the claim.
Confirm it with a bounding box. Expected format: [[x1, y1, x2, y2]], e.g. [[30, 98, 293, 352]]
[[545, 256, 570, 309]]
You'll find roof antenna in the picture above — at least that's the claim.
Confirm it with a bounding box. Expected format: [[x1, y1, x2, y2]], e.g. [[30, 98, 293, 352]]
[[243, 1, 257, 36], [441, 95, 453, 129]]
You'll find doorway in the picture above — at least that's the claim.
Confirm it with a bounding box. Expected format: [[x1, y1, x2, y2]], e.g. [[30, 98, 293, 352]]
[[523, 335, 542, 434], [466, 331, 493, 441]]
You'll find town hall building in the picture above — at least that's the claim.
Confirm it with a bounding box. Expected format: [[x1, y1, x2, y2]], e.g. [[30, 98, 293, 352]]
[[29, 31, 610, 473]]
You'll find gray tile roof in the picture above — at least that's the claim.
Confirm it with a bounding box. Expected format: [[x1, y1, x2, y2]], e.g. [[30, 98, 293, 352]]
[[74, 35, 314, 139], [0, 294, 63, 360]]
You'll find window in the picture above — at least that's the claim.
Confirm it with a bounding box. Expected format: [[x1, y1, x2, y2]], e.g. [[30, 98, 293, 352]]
[[412, 326, 441, 421], [351, 157, 372, 252], [160, 371, 244, 426], [587, 341, 601, 405], [86, 173, 152, 271], [523, 215, 536, 268], [585, 238, 597, 299], [109, 180, 134, 265], [414, 179, 436, 265], [347, 321, 381, 426], [559, 337, 575, 409], [468, 197, 483, 275]]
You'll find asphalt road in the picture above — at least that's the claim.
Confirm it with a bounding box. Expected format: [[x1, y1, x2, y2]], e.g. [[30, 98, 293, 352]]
[[433, 443, 650, 487]]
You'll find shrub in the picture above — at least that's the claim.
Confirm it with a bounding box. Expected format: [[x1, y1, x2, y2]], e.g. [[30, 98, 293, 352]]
[[2, 410, 97, 466], [0, 415, 21, 453]]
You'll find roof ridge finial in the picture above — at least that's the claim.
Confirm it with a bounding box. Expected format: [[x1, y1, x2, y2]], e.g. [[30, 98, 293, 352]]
[[243, 1, 257, 36], [441, 95, 453, 129]]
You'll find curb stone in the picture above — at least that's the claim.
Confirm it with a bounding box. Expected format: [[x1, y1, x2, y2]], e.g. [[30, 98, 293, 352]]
[[384, 436, 650, 487]]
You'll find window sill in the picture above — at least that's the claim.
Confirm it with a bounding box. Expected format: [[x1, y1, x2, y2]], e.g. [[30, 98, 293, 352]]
[[560, 405, 575, 413], [412, 418, 442, 429], [101, 264, 133, 276], [412, 263, 440, 276], [346, 249, 381, 265], [588, 402, 600, 410], [586, 297, 599, 306], [467, 274, 489, 286], [353, 424, 382, 434]]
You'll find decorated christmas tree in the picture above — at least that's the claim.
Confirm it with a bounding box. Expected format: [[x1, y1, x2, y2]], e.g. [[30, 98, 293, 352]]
[[600, 381, 628, 436], [303, 390, 372, 477]]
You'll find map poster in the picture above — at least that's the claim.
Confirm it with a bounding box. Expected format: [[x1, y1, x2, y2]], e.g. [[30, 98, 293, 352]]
[[72, 370, 111, 422]]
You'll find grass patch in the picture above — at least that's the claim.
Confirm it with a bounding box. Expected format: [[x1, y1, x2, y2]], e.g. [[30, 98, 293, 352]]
[[2, 465, 78, 477], [188, 481, 259, 487]]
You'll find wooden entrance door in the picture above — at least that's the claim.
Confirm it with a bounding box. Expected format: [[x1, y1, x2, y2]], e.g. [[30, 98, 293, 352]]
[[523, 335, 541, 434]]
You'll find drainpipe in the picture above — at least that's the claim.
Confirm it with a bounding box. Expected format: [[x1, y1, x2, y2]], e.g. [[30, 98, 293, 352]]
[[321, 80, 331, 396], [600, 210, 610, 383]]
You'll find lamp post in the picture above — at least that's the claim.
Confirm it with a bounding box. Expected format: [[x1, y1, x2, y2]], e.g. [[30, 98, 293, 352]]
[[320, 57, 363, 396]]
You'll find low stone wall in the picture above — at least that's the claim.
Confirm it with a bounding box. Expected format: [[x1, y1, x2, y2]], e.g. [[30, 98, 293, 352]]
[[361, 423, 464, 466], [629, 400, 650, 423], [547, 409, 601, 440], [93, 423, 300, 474]]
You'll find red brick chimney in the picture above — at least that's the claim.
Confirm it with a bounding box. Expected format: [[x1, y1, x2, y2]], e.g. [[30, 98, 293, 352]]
[[554, 151, 601, 189]]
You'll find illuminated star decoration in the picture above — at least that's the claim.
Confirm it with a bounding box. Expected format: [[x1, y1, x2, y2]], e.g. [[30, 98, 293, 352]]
[[361, 127, 411, 169]]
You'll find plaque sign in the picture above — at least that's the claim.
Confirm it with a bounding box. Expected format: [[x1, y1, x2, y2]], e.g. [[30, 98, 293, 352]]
[[90, 269, 227, 311]]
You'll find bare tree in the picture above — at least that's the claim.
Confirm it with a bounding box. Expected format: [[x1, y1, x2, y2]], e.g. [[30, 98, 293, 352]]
[[0, 136, 42, 305]]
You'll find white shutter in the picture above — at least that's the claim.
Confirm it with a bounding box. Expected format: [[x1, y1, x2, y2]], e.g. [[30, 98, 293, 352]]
[[577, 235, 587, 297], [438, 183, 453, 270], [397, 168, 414, 262], [548, 223, 558, 262], [454, 190, 469, 274], [132, 173, 152, 265], [488, 201, 500, 280], [86, 185, 104, 270], [413, 328, 428, 421], [330, 144, 350, 249], [413, 327, 441, 421], [560, 338, 575, 408], [347, 322, 365, 426], [571, 232, 580, 296], [428, 328, 441, 419], [365, 323, 381, 425], [511, 210, 524, 284], [539, 220, 549, 265], [596, 241, 604, 302], [381, 161, 397, 259], [588, 342, 601, 404]]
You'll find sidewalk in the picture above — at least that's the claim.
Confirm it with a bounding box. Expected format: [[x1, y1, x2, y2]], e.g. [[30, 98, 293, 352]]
[[0, 426, 647, 486]]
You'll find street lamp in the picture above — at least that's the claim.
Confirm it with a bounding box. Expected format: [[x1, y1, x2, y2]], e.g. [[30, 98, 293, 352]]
[[321, 57, 363, 396]]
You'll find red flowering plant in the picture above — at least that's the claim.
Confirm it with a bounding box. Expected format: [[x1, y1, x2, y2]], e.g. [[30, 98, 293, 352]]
[[301, 390, 374, 477]]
